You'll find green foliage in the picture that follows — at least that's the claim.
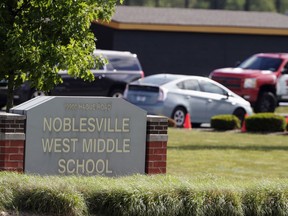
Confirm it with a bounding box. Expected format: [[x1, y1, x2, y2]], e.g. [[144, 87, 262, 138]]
[[0, 0, 122, 110], [2, 173, 288, 215], [242, 185, 288, 215], [245, 113, 286, 132], [249, 0, 276, 11], [211, 114, 241, 131]]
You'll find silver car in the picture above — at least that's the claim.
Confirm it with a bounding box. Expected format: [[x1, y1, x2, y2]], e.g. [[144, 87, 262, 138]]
[[124, 74, 253, 127]]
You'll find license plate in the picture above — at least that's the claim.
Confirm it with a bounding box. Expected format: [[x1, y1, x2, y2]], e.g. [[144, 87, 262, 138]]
[[136, 96, 146, 102]]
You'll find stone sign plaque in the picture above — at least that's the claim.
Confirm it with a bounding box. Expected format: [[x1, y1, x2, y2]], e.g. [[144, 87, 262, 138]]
[[11, 96, 147, 176]]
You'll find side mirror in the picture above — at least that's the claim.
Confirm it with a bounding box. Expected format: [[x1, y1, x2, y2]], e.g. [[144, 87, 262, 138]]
[[224, 91, 230, 99]]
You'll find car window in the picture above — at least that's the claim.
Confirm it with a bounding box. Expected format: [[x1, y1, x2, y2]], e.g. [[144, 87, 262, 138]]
[[139, 76, 176, 85], [177, 80, 200, 91], [239, 56, 283, 72], [184, 80, 200, 91], [200, 80, 226, 95], [176, 81, 184, 89], [107, 55, 141, 71]]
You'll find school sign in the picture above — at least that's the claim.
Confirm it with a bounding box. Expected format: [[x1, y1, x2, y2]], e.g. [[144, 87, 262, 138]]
[[11, 96, 147, 176]]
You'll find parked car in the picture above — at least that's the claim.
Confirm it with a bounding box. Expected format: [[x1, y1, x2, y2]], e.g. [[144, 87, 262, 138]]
[[124, 74, 253, 127], [0, 49, 144, 109], [0, 80, 8, 109]]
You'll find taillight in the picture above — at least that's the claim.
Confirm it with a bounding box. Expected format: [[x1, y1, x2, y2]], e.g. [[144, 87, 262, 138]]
[[158, 87, 167, 101], [140, 71, 144, 78]]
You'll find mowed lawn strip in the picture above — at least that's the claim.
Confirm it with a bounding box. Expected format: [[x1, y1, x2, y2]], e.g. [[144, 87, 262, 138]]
[[167, 128, 288, 180]]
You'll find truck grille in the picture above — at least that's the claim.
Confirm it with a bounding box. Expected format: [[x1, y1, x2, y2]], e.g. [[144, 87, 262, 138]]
[[213, 77, 241, 89]]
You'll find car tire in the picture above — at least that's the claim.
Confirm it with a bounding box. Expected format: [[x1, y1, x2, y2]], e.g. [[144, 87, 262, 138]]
[[109, 89, 124, 98], [233, 108, 246, 125], [172, 107, 187, 128], [255, 91, 276, 113]]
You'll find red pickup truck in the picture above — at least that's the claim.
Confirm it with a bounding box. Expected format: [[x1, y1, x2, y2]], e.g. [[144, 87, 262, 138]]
[[210, 53, 288, 113]]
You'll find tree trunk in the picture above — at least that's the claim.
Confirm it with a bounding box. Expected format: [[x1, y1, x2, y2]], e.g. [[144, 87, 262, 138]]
[[184, 0, 189, 8], [123, 0, 130, 5], [275, 0, 281, 12], [155, 0, 160, 7], [210, 0, 226, 9], [244, 0, 251, 11], [210, 0, 217, 9], [5, 70, 15, 112]]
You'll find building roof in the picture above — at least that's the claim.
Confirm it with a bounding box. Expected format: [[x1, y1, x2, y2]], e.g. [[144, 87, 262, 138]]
[[97, 6, 288, 36]]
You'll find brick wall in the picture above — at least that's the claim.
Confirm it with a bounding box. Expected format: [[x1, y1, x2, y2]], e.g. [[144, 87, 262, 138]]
[[0, 113, 26, 172], [0, 113, 168, 175], [145, 115, 168, 174]]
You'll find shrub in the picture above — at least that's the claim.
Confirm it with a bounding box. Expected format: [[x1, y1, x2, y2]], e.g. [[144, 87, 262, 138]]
[[3, 173, 288, 216], [245, 113, 286, 132], [211, 115, 241, 131]]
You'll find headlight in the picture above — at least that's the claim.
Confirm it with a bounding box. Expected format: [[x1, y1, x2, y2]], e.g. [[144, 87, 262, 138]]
[[243, 78, 256, 88]]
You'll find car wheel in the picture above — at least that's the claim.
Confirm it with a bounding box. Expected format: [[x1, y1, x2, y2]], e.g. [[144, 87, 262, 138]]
[[255, 92, 276, 113], [109, 89, 124, 98], [30, 90, 46, 98], [233, 108, 246, 125], [172, 107, 187, 128]]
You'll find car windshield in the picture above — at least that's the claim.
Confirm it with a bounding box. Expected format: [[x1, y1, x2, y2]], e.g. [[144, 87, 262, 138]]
[[137, 75, 179, 86], [107, 55, 142, 71], [239, 56, 283, 72]]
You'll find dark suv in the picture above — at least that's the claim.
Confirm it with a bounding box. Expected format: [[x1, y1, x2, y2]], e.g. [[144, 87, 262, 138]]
[[0, 49, 144, 109]]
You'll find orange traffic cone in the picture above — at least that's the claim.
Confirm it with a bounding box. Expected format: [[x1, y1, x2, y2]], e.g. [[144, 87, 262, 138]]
[[241, 114, 248, 133], [183, 113, 192, 129]]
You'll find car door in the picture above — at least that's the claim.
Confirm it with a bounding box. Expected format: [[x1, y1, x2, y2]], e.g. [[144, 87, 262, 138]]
[[199, 80, 235, 122], [178, 79, 207, 123]]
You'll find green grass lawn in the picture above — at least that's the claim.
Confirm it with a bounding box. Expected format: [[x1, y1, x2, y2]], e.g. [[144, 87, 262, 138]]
[[167, 128, 288, 180], [276, 104, 288, 114]]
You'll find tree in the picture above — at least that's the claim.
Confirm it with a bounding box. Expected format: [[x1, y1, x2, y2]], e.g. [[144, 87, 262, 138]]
[[0, 0, 122, 112]]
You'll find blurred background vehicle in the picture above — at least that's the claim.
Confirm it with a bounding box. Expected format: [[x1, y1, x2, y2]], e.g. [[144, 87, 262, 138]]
[[124, 74, 253, 127], [0, 50, 144, 109], [210, 53, 288, 113]]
